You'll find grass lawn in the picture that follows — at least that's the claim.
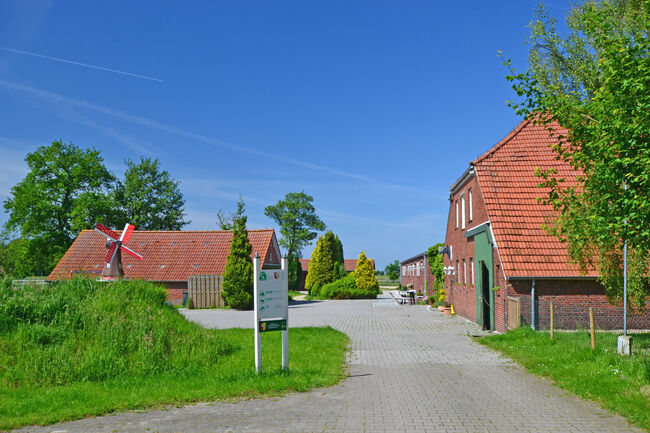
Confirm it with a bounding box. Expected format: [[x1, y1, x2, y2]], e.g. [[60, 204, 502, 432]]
[[477, 327, 650, 431], [0, 279, 348, 431]]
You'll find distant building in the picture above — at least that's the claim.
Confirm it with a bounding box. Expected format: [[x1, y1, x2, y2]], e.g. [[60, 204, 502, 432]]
[[298, 258, 375, 290], [399, 253, 434, 296], [47, 229, 281, 302], [443, 118, 649, 332]]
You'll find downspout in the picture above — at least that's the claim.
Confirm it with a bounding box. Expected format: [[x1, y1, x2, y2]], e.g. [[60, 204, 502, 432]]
[[531, 279, 536, 330]]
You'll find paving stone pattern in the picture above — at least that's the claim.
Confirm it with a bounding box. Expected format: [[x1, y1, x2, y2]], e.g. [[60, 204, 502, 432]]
[[14, 295, 641, 433]]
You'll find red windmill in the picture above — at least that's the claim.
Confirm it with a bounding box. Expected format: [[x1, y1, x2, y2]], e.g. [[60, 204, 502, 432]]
[[94, 223, 143, 279]]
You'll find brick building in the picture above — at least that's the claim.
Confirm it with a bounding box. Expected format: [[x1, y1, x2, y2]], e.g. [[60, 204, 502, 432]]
[[443, 118, 649, 332], [47, 229, 281, 302], [399, 253, 435, 296]]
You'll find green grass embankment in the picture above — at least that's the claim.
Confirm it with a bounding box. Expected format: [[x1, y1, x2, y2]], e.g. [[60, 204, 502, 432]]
[[478, 327, 650, 431], [0, 278, 348, 430]]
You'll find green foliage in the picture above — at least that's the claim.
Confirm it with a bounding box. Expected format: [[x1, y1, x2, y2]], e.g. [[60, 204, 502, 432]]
[[287, 254, 302, 291], [504, 0, 650, 309], [319, 274, 379, 299], [426, 243, 445, 292], [221, 199, 253, 310], [354, 251, 378, 292], [0, 278, 233, 387], [384, 259, 400, 280], [264, 191, 326, 258], [0, 279, 348, 430], [479, 327, 650, 431], [113, 157, 189, 230], [2, 140, 116, 275], [304, 231, 338, 296]]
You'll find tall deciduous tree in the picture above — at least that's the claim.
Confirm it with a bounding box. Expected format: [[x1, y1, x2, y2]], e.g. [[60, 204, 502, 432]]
[[384, 260, 400, 281], [221, 199, 254, 310], [304, 231, 337, 296], [113, 157, 189, 230], [354, 251, 378, 292], [3, 140, 116, 275], [264, 191, 326, 258], [504, 0, 649, 309]]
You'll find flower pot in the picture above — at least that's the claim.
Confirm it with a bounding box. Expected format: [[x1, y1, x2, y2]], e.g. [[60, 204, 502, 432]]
[[443, 307, 452, 315], [437, 305, 445, 312]]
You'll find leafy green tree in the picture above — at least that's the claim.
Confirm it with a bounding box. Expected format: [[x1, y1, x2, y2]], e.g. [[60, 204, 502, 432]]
[[264, 191, 326, 258], [304, 231, 337, 296], [504, 0, 649, 309], [384, 260, 400, 280], [113, 157, 189, 230], [426, 243, 445, 292], [354, 251, 378, 292], [221, 199, 254, 310], [3, 140, 116, 275]]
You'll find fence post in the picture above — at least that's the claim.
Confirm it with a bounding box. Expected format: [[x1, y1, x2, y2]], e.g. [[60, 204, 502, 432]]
[[589, 307, 596, 349], [550, 302, 554, 340]]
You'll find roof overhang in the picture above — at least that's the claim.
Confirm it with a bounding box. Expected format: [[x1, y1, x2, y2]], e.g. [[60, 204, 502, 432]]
[[507, 275, 599, 281], [400, 252, 427, 265], [449, 166, 475, 196]]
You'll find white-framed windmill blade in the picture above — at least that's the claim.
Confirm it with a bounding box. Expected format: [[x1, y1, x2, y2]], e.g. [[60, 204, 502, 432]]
[[120, 244, 143, 261], [94, 223, 120, 242], [119, 223, 135, 244]]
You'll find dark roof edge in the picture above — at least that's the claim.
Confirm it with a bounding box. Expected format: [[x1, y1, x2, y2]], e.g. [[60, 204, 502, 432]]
[[400, 252, 427, 265], [507, 275, 599, 281], [449, 166, 474, 196], [472, 117, 531, 166]]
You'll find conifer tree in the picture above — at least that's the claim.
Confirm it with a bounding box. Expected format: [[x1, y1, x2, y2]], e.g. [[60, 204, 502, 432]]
[[221, 199, 254, 310], [287, 254, 302, 291], [305, 231, 337, 296], [355, 251, 378, 292]]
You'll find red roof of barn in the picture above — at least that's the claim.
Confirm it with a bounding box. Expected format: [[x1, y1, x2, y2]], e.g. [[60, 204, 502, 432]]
[[299, 258, 375, 272], [47, 229, 280, 282], [471, 118, 595, 278]]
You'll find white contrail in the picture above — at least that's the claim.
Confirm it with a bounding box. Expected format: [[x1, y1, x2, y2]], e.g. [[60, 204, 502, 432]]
[[0, 46, 163, 82]]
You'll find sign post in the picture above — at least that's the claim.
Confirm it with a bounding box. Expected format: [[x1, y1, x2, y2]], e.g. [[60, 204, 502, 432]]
[[253, 253, 289, 373]]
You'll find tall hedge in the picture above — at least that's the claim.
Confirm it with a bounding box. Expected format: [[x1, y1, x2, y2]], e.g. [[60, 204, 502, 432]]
[[354, 251, 378, 292], [287, 254, 302, 291], [221, 200, 254, 310], [305, 231, 337, 296]]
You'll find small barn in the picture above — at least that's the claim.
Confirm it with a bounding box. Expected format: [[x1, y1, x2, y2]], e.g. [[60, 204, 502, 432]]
[[443, 118, 649, 332], [47, 229, 281, 302], [298, 258, 375, 290]]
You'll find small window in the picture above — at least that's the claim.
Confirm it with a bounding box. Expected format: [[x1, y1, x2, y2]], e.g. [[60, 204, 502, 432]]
[[455, 200, 459, 228], [93, 264, 100, 269], [463, 259, 467, 284], [470, 258, 474, 285], [140, 241, 146, 246], [204, 241, 210, 246], [461, 193, 466, 229], [172, 242, 178, 246], [127, 264, 133, 269], [193, 264, 199, 269], [160, 264, 166, 269], [469, 188, 473, 221]]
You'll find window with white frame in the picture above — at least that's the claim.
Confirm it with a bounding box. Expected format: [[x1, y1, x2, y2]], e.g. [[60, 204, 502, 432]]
[[416, 263, 420, 277], [469, 188, 473, 221], [463, 259, 467, 284], [455, 200, 459, 228], [461, 193, 466, 229], [470, 257, 474, 285], [402, 265, 406, 275]]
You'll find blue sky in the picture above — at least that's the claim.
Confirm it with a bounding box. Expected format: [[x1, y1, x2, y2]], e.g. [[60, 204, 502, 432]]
[[0, 1, 569, 270]]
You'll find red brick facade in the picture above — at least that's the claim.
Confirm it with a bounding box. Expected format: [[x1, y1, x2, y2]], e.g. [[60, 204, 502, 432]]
[[400, 253, 435, 296], [443, 120, 649, 332]]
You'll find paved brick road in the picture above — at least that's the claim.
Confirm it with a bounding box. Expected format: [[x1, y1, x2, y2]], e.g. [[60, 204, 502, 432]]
[[14, 295, 641, 433]]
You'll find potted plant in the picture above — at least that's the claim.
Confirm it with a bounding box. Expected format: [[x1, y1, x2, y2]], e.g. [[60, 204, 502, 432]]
[[427, 295, 436, 307]]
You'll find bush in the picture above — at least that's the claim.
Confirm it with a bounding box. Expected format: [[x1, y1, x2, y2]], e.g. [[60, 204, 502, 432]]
[[0, 278, 234, 387], [354, 251, 378, 291], [319, 275, 379, 299]]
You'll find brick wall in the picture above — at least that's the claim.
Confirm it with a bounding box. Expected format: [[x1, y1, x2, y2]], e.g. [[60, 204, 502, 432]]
[[506, 279, 650, 330], [400, 256, 436, 296], [444, 171, 491, 323], [159, 281, 187, 304]]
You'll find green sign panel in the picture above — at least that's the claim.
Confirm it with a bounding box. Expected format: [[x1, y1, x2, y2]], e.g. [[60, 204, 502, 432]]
[[258, 319, 287, 333]]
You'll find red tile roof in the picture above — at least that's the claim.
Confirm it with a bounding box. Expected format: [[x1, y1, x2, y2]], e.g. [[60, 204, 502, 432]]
[[47, 229, 280, 282], [299, 258, 375, 272], [472, 119, 595, 278]]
